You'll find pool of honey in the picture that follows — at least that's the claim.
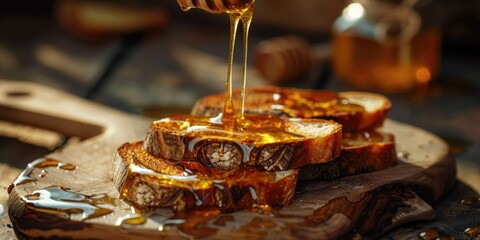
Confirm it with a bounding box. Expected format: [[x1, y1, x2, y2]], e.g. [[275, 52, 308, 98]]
[[154, 113, 305, 145], [196, 87, 365, 119], [247, 88, 364, 118]]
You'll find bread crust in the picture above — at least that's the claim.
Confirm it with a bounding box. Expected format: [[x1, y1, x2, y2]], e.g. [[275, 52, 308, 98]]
[[112, 142, 299, 212], [190, 88, 396, 179], [299, 132, 397, 180]]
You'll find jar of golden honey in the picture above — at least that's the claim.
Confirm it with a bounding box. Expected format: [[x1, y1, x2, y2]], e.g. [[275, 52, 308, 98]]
[[332, 0, 441, 93]]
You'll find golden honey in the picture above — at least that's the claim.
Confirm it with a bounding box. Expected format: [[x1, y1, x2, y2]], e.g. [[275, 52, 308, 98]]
[[177, 0, 254, 14], [250, 88, 364, 118], [22, 186, 115, 220], [8, 158, 77, 194], [177, 0, 258, 133], [332, 0, 441, 93], [417, 229, 439, 240], [157, 114, 304, 146], [333, 29, 440, 93], [464, 226, 480, 237]]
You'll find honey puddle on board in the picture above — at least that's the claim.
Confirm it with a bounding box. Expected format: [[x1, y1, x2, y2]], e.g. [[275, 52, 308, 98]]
[[8, 158, 77, 194], [10, 158, 145, 225], [22, 186, 116, 220], [21, 185, 146, 225]]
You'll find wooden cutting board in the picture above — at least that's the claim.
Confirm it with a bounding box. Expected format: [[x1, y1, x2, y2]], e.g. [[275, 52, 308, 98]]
[[1, 80, 455, 239]]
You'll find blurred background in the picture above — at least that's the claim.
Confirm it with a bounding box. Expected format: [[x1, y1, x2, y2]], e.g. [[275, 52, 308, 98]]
[[0, 0, 478, 114], [0, 0, 479, 238]]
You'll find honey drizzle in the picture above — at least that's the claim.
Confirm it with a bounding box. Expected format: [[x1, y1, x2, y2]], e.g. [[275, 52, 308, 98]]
[[173, 3, 300, 150], [178, 0, 255, 124], [158, 114, 304, 147], [224, 1, 255, 120], [224, 12, 241, 118], [8, 158, 77, 194], [269, 89, 363, 118], [239, 6, 253, 119]]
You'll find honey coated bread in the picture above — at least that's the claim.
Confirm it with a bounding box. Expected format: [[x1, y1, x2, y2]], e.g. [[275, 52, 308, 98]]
[[143, 114, 342, 171], [191, 87, 391, 132], [191, 87, 397, 179], [299, 131, 397, 180], [111, 142, 299, 212]]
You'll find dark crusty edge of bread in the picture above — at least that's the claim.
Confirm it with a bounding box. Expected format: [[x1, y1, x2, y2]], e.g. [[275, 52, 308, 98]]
[[111, 142, 299, 213], [191, 87, 391, 132], [143, 117, 343, 171], [298, 133, 397, 180]]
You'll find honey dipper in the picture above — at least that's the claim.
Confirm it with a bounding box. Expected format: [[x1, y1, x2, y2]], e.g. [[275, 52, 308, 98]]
[[176, 0, 254, 14], [254, 36, 331, 84]]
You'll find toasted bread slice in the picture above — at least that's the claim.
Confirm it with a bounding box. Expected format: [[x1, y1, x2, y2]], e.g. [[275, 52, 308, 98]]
[[143, 114, 342, 171], [299, 131, 397, 180], [111, 142, 299, 212], [191, 87, 391, 132]]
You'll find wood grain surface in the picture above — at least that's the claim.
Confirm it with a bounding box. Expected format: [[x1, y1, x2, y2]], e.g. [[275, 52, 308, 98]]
[[0, 80, 456, 239]]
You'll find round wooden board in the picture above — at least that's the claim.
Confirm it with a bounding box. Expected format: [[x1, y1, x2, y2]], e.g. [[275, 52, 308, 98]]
[[2, 80, 455, 239]]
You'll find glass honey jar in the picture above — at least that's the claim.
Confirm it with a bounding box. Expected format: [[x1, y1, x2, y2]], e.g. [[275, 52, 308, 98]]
[[332, 0, 441, 93]]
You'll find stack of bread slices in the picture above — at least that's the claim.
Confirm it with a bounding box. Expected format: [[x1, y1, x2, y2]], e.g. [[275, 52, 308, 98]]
[[111, 87, 396, 213]]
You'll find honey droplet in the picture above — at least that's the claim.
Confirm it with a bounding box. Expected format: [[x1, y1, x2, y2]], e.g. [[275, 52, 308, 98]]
[[58, 163, 77, 171], [460, 197, 479, 206], [417, 229, 439, 240], [116, 206, 146, 226], [464, 226, 480, 237], [397, 151, 410, 160]]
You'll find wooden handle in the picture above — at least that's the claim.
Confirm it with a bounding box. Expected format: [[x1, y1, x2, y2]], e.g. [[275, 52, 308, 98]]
[[254, 36, 331, 84]]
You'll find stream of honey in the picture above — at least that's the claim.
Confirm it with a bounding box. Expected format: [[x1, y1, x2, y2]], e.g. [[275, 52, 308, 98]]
[[176, 0, 299, 144], [177, 0, 255, 119]]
